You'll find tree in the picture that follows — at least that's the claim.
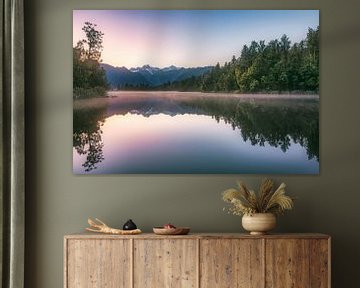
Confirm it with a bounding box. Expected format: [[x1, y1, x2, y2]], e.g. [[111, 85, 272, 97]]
[[280, 35, 291, 54], [306, 27, 319, 65], [82, 22, 104, 61], [73, 22, 108, 99]]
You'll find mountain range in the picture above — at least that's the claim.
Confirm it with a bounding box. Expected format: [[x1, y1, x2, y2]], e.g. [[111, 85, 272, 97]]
[[101, 63, 213, 88]]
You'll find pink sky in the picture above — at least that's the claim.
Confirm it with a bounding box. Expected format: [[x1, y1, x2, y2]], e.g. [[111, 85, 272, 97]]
[[73, 10, 319, 68]]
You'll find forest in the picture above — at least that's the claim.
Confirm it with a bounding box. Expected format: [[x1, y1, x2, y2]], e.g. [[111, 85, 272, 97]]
[[159, 26, 319, 93]]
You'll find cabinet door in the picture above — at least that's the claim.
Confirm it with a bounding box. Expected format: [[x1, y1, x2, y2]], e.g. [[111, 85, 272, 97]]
[[200, 239, 264, 288], [309, 239, 330, 288], [134, 239, 198, 288], [66, 239, 131, 288], [266, 239, 310, 288]]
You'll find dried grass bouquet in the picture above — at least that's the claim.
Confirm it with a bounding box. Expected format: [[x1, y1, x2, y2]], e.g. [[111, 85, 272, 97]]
[[222, 178, 294, 216]]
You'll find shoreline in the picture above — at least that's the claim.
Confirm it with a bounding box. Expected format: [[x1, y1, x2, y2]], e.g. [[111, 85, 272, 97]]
[[107, 90, 319, 99]]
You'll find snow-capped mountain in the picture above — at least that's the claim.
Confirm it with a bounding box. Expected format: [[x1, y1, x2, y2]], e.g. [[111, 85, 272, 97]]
[[129, 65, 161, 74], [101, 63, 212, 88]]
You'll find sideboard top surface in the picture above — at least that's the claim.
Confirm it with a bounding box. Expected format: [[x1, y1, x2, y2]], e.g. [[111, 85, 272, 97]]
[[64, 232, 330, 240]]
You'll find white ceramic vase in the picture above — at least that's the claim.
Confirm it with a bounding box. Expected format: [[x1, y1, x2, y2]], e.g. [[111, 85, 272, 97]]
[[242, 213, 276, 235]]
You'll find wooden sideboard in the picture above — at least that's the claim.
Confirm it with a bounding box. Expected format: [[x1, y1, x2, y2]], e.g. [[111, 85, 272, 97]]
[[64, 233, 330, 288]]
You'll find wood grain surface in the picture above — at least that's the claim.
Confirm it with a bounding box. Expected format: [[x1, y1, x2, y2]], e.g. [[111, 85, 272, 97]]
[[309, 239, 330, 288], [265, 239, 310, 287], [133, 239, 198, 288], [65, 233, 330, 240], [64, 233, 330, 288], [66, 239, 131, 288], [200, 239, 264, 288]]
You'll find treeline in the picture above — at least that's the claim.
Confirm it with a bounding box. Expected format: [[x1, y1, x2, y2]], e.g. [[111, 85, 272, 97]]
[[116, 78, 202, 92], [156, 76, 203, 92], [115, 83, 151, 91], [73, 22, 108, 99], [158, 26, 319, 93]]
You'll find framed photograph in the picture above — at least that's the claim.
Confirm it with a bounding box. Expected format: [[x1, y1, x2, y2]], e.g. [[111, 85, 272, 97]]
[[72, 10, 319, 174]]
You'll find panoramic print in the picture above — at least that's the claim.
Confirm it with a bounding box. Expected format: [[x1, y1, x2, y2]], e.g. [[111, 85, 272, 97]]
[[73, 10, 319, 174]]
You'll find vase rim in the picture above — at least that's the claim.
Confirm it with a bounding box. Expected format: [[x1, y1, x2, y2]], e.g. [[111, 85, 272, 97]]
[[243, 212, 276, 216]]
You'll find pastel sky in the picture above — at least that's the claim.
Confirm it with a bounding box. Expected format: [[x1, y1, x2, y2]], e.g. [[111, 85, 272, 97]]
[[73, 10, 319, 68]]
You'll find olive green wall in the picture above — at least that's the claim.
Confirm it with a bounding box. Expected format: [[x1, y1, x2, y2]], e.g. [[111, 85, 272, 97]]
[[24, 0, 360, 287]]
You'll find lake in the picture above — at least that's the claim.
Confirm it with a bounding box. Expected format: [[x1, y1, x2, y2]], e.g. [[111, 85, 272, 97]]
[[73, 91, 319, 174]]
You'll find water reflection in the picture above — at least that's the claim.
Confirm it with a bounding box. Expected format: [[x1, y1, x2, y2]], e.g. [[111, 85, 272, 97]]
[[73, 92, 319, 173], [183, 97, 319, 161], [73, 104, 106, 172]]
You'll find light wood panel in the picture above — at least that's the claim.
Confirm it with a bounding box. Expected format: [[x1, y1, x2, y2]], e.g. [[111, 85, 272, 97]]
[[66, 239, 131, 288], [200, 239, 264, 288], [64, 234, 330, 288], [133, 239, 198, 288], [309, 239, 330, 288], [65, 233, 330, 240], [265, 239, 310, 287]]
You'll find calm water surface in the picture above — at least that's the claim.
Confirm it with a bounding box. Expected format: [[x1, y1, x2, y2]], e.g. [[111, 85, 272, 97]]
[[73, 91, 319, 174]]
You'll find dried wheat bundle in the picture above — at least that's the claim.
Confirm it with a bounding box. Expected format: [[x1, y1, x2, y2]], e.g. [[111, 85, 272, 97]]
[[222, 178, 294, 216], [86, 218, 142, 235]]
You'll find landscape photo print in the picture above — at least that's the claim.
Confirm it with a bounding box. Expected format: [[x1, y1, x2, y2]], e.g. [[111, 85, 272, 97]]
[[73, 10, 319, 174]]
